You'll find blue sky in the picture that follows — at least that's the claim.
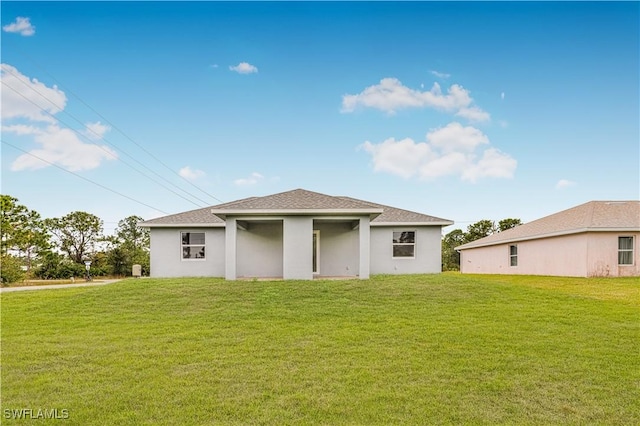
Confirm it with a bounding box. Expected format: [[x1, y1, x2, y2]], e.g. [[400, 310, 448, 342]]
[[1, 1, 638, 234]]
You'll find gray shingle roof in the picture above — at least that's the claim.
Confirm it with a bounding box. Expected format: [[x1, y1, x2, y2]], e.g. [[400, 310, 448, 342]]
[[456, 200, 640, 250], [337, 197, 452, 225], [212, 188, 379, 210], [141, 188, 452, 227]]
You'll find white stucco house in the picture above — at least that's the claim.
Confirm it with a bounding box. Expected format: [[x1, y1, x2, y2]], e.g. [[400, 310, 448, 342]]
[[140, 188, 453, 280], [456, 201, 640, 277]]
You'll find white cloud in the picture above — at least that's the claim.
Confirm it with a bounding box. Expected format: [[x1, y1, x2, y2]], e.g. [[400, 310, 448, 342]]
[[360, 138, 431, 179], [456, 106, 491, 122], [1, 64, 117, 171], [3, 17, 35, 36], [555, 179, 576, 189], [430, 70, 451, 79], [229, 62, 258, 74], [179, 166, 206, 181], [4, 124, 117, 172], [234, 172, 264, 186], [501, 92, 505, 100], [426, 122, 489, 153], [1, 64, 66, 123], [341, 78, 490, 121], [84, 122, 110, 140], [359, 122, 516, 183]]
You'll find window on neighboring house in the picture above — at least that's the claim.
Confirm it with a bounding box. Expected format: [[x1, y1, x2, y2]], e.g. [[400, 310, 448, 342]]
[[618, 236, 634, 265], [393, 231, 415, 258], [509, 245, 518, 266], [182, 232, 205, 260]]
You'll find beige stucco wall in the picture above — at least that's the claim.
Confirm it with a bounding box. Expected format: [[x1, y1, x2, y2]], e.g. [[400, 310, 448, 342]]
[[586, 232, 640, 277], [460, 232, 640, 277]]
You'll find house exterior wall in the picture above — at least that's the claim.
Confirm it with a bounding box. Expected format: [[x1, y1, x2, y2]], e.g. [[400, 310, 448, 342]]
[[459, 232, 640, 277], [586, 232, 640, 277], [149, 228, 225, 278], [314, 221, 359, 277], [370, 226, 443, 275], [283, 217, 313, 280], [237, 221, 283, 278]]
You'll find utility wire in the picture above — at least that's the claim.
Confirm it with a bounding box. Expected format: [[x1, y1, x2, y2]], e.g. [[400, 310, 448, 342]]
[[1, 140, 171, 215], [1, 79, 208, 208], [2, 56, 223, 203], [1, 70, 212, 206]]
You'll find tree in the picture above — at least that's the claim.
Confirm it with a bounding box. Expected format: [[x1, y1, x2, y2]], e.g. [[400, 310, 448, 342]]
[[1, 195, 50, 271], [465, 219, 497, 243], [442, 229, 466, 271], [45, 211, 103, 264], [498, 218, 522, 232], [115, 215, 149, 252], [103, 215, 150, 276]]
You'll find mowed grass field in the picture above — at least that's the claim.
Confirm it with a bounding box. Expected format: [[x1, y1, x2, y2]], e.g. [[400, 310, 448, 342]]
[[2, 274, 638, 425]]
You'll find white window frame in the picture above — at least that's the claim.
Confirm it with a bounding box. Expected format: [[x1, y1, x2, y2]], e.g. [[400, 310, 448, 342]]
[[392, 230, 416, 259], [181, 231, 206, 261], [509, 244, 518, 267], [618, 236, 634, 266]]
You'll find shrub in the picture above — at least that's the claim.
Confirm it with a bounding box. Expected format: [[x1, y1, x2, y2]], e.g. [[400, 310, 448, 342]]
[[0, 255, 25, 284]]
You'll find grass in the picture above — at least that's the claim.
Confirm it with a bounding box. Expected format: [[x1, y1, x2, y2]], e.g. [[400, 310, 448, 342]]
[[1, 274, 638, 425]]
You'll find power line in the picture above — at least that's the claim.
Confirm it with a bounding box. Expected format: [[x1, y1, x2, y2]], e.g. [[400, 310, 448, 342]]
[[1, 140, 171, 215], [1, 79, 209, 208], [2, 56, 224, 203]]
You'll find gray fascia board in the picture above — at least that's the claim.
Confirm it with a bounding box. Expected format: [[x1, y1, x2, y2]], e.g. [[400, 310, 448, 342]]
[[371, 221, 454, 227], [140, 222, 225, 228]]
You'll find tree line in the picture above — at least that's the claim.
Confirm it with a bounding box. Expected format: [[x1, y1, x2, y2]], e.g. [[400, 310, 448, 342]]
[[442, 218, 522, 271], [1, 195, 149, 283]]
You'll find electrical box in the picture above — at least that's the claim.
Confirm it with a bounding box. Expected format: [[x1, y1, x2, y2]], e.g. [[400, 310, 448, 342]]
[[132, 264, 142, 278]]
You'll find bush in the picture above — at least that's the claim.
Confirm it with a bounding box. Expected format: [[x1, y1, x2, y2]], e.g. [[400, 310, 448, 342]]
[[33, 252, 85, 279], [0, 255, 25, 284]]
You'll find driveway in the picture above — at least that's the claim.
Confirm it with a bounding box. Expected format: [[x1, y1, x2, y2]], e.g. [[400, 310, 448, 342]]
[[0, 279, 123, 293]]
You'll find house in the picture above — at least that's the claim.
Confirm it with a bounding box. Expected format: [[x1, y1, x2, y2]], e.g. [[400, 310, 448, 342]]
[[455, 201, 640, 277], [140, 188, 453, 280]]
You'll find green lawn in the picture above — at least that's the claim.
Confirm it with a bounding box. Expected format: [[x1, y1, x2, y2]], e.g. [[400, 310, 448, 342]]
[[2, 274, 638, 425]]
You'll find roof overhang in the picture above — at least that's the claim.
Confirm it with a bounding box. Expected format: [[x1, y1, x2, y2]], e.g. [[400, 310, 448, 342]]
[[139, 222, 225, 228], [456, 227, 640, 251], [371, 221, 454, 227]]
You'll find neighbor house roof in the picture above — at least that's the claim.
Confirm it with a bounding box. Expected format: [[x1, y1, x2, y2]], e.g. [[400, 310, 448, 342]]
[[140, 189, 453, 227], [456, 201, 640, 250]]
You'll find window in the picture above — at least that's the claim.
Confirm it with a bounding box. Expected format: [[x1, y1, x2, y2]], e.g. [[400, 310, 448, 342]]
[[182, 232, 205, 260], [509, 245, 518, 266], [618, 237, 634, 265], [393, 231, 415, 258]]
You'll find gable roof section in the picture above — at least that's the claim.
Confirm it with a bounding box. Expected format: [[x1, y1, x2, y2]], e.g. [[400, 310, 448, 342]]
[[456, 201, 640, 250], [210, 189, 382, 218], [141, 189, 452, 227]]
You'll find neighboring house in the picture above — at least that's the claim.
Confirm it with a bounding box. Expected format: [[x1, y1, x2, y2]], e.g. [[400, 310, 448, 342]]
[[140, 189, 453, 280], [456, 201, 640, 277]]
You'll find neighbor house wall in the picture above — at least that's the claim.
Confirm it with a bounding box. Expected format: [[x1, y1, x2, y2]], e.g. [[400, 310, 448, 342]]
[[586, 232, 640, 277], [237, 221, 283, 278], [149, 227, 225, 278], [314, 221, 359, 277], [460, 233, 589, 277], [370, 226, 443, 275]]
